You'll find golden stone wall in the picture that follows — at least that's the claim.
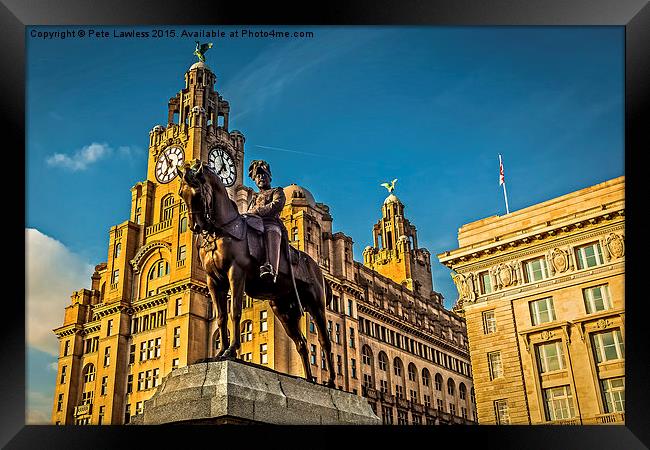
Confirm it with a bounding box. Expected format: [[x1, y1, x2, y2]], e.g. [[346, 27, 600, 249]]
[[438, 176, 625, 425]]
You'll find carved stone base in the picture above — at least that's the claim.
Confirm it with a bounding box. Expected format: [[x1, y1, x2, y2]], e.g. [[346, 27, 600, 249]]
[[130, 359, 381, 425]]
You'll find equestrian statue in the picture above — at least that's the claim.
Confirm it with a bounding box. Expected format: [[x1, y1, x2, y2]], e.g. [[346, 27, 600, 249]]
[[176, 159, 336, 387]]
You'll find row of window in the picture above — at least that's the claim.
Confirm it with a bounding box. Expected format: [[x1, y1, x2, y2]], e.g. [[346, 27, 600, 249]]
[[482, 284, 614, 334], [478, 241, 609, 295], [239, 311, 268, 341], [377, 402, 473, 424], [131, 310, 168, 335], [359, 317, 471, 376], [494, 376, 624, 424]]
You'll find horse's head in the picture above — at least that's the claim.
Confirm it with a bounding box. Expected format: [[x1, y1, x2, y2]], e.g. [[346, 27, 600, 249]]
[[176, 161, 213, 234]]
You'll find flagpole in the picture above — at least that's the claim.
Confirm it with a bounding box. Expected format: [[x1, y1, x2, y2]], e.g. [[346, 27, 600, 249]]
[[499, 154, 510, 214]]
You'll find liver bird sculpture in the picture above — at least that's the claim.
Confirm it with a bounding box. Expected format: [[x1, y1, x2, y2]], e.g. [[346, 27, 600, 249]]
[[194, 41, 213, 62], [381, 178, 398, 193]]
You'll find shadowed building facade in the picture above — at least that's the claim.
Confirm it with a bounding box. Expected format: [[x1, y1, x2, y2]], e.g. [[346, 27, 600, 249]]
[[438, 176, 624, 425], [51, 60, 476, 425]]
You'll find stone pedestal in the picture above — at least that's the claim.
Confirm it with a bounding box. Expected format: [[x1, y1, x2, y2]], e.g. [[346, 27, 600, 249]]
[[131, 359, 381, 425]]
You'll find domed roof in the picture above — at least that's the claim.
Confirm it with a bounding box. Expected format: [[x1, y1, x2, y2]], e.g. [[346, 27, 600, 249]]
[[284, 184, 316, 207], [189, 61, 211, 71], [383, 193, 402, 205]]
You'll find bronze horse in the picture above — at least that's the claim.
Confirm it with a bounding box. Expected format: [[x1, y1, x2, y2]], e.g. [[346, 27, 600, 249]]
[[176, 161, 336, 387]]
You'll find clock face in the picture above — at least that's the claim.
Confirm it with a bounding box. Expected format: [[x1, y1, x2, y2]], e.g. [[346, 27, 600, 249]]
[[208, 147, 236, 187], [155, 146, 185, 184]]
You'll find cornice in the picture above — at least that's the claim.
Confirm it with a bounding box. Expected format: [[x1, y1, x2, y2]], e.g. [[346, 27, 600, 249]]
[[440, 209, 624, 269]]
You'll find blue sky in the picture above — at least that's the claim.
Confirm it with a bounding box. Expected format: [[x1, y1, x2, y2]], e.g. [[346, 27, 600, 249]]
[[25, 25, 624, 422]]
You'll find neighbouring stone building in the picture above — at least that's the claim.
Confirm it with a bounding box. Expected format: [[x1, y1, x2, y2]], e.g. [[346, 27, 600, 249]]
[[438, 176, 625, 425], [51, 59, 476, 425]]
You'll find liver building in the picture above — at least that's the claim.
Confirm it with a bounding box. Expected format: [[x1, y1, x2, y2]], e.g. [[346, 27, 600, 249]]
[[51, 57, 476, 425]]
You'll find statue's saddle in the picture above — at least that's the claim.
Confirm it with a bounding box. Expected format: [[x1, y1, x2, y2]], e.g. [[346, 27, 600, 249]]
[[223, 215, 301, 274]]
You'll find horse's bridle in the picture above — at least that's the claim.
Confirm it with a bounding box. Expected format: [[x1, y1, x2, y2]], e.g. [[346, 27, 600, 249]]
[[179, 170, 239, 234]]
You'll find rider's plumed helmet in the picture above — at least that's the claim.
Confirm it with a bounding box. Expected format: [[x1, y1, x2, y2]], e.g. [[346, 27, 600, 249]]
[[248, 160, 272, 180]]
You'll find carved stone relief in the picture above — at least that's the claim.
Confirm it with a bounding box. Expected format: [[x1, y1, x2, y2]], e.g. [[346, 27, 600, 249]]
[[605, 233, 625, 259], [452, 273, 476, 303], [495, 263, 514, 288], [550, 248, 569, 274]]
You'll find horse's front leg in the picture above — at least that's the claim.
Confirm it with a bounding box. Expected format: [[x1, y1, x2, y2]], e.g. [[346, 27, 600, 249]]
[[207, 275, 229, 359], [221, 264, 245, 359]]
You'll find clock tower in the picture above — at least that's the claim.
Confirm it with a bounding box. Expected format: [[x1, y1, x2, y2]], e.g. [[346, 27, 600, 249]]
[[146, 60, 249, 211]]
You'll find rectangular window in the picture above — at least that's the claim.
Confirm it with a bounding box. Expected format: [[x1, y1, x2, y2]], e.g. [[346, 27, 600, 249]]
[[592, 329, 625, 363], [154, 337, 161, 358], [112, 269, 120, 284], [482, 310, 497, 334], [147, 339, 155, 360], [173, 326, 181, 348], [494, 399, 510, 424], [291, 227, 298, 241], [60, 365, 67, 384], [63, 340, 70, 356], [583, 284, 612, 314], [327, 320, 332, 341], [175, 298, 182, 316], [129, 344, 135, 364], [335, 323, 341, 344], [575, 242, 604, 270], [332, 295, 340, 313], [530, 297, 556, 326], [127, 374, 133, 394], [309, 320, 315, 333], [136, 401, 143, 415], [351, 358, 357, 378], [321, 350, 327, 369], [602, 377, 625, 413], [104, 346, 111, 366], [536, 340, 566, 373], [140, 341, 147, 361], [137, 372, 145, 391], [349, 327, 355, 348], [101, 376, 108, 395], [57, 393, 63, 412], [397, 409, 408, 425], [450, 403, 456, 416], [424, 394, 431, 408], [260, 310, 268, 332], [337, 355, 342, 375], [381, 379, 389, 394], [347, 299, 354, 317], [310, 344, 317, 365], [260, 343, 268, 364], [145, 370, 152, 390], [172, 358, 180, 370], [98, 406, 105, 425], [488, 351, 503, 380], [437, 399, 444, 411], [178, 245, 186, 261], [395, 384, 404, 399], [543, 385, 576, 421], [523, 257, 549, 283], [382, 406, 394, 425], [479, 271, 492, 294], [153, 368, 160, 387], [107, 319, 113, 336], [125, 404, 131, 424], [410, 389, 418, 403]]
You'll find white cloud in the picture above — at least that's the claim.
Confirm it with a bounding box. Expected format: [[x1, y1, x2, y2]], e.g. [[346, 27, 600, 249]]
[[25, 228, 94, 356], [26, 390, 53, 424], [45, 142, 142, 171]]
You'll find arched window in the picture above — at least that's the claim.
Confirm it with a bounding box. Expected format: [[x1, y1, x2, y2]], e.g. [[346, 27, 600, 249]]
[[435, 373, 443, 391], [393, 357, 403, 377], [240, 321, 253, 342], [459, 382, 467, 400], [447, 378, 456, 396], [408, 363, 418, 382], [422, 368, 431, 387], [180, 216, 188, 233], [83, 363, 96, 383], [148, 260, 170, 280], [378, 352, 389, 371], [114, 242, 122, 258], [161, 195, 175, 221], [361, 345, 373, 366]]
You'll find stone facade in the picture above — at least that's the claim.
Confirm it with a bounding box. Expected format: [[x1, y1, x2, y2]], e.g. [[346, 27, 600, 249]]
[[51, 61, 476, 426], [438, 176, 625, 425]]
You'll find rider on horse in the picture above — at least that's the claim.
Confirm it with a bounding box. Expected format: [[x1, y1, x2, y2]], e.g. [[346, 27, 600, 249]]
[[247, 160, 286, 283]]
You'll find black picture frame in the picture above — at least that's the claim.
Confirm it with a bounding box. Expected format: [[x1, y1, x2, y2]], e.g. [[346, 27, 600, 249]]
[[5, 0, 648, 448]]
